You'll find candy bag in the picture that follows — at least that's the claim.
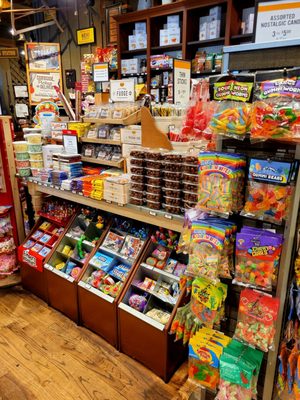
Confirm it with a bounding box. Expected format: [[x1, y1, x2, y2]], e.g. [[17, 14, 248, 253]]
[[197, 152, 246, 215], [206, 76, 254, 140], [241, 158, 295, 224], [251, 70, 300, 141], [234, 228, 283, 290], [188, 327, 231, 391], [191, 277, 227, 328], [234, 289, 280, 352]]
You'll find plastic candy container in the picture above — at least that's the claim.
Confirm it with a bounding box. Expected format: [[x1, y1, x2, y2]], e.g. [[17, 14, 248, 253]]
[[250, 76, 300, 141], [217, 339, 263, 400], [234, 227, 283, 291], [188, 327, 231, 391], [197, 152, 246, 215], [241, 158, 295, 224], [234, 289, 280, 352], [191, 277, 227, 328], [207, 79, 253, 140]]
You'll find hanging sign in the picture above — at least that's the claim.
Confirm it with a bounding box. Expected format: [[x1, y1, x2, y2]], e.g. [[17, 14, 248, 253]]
[[173, 59, 191, 106], [0, 48, 18, 58], [29, 72, 61, 104], [93, 62, 109, 82], [110, 79, 135, 102], [255, 0, 300, 43], [25, 43, 63, 105], [77, 27, 96, 45]]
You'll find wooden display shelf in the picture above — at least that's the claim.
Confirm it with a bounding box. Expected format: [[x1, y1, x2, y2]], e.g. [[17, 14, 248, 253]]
[[83, 110, 141, 126], [27, 181, 184, 232], [78, 229, 150, 348], [151, 44, 182, 52], [121, 48, 147, 55], [80, 137, 121, 146], [44, 216, 110, 324], [81, 157, 124, 168], [187, 37, 225, 47]]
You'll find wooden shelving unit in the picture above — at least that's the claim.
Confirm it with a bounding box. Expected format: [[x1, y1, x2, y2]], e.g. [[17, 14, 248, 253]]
[[114, 0, 255, 92], [80, 138, 121, 146], [83, 110, 141, 126], [27, 180, 184, 233], [81, 156, 124, 168]]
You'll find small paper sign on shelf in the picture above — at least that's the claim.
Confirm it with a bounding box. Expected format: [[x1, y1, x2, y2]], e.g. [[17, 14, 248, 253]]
[[173, 59, 191, 106], [110, 79, 135, 102], [93, 62, 109, 82], [62, 130, 78, 154]]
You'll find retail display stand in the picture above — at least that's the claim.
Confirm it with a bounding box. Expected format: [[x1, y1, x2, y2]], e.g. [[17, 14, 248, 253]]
[[78, 218, 150, 348], [19, 214, 74, 302], [44, 211, 110, 323], [118, 239, 189, 381]]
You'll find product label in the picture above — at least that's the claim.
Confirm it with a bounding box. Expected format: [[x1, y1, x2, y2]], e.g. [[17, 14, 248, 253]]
[[248, 158, 292, 184], [23, 250, 37, 268], [258, 78, 300, 99], [214, 80, 253, 102]]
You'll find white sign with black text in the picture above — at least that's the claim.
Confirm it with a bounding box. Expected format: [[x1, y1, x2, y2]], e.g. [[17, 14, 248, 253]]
[[110, 79, 135, 102], [93, 62, 109, 82], [173, 59, 191, 106], [256, 0, 300, 43]]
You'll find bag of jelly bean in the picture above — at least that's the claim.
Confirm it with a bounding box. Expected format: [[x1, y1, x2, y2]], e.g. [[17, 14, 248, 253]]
[[205, 75, 254, 140], [234, 228, 283, 291], [251, 69, 300, 142], [234, 289, 280, 352], [241, 158, 296, 225]]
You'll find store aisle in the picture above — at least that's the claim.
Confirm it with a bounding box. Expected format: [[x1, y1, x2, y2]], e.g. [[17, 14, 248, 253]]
[[0, 287, 193, 400]]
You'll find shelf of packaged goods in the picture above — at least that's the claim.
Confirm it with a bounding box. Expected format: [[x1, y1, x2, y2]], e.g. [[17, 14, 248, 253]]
[[27, 180, 184, 232], [83, 110, 141, 125], [121, 49, 147, 55], [80, 137, 121, 146], [81, 157, 124, 168]]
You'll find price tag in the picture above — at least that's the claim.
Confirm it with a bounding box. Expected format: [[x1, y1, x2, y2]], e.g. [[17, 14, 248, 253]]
[[164, 214, 172, 220], [149, 211, 157, 216]]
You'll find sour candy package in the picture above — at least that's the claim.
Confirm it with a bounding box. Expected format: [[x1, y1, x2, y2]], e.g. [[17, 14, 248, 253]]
[[186, 219, 236, 280], [251, 73, 300, 141], [198, 152, 246, 215], [234, 289, 280, 352], [188, 327, 231, 391], [218, 339, 263, 399], [207, 77, 254, 140], [241, 158, 295, 224], [234, 227, 283, 290], [191, 277, 227, 328]]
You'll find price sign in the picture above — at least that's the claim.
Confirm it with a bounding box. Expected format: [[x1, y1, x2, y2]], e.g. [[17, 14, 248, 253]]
[[255, 0, 300, 43], [93, 62, 109, 82], [173, 59, 191, 106], [110, 79, 135, 102]]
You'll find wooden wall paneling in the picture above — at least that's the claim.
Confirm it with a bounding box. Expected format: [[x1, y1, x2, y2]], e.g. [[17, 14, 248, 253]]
[[146, 17, 151, 93], [182, 9, 187, 60], [224, 0, 232, 45]]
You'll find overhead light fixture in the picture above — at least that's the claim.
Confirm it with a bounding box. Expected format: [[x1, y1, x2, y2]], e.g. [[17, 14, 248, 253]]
[[9, 27, 16, 35]]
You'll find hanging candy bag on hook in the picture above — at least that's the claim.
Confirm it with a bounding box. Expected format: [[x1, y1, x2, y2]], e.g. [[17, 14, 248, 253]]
[[251, 68, 300, 142], [241, 158, 296, 225], [206, 74, 254, 140]]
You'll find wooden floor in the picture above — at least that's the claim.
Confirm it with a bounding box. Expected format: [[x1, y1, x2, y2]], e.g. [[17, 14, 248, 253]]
[[0, 286, 198, 400]]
